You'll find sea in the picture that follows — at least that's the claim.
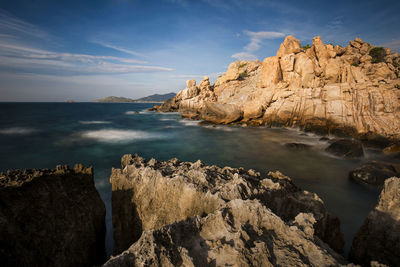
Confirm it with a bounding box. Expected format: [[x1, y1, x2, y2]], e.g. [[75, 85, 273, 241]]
[[0, 102, 397, 256]]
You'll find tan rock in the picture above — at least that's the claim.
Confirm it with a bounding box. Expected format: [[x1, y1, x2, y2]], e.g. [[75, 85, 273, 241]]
[[313, 36, 330, 68], [360, 54, 372, 63], [276, 35, 301, 58], [259, 56, 282, 88]]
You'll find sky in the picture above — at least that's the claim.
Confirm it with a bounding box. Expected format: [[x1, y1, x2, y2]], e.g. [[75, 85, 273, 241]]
[[0, 0, 399, 101]]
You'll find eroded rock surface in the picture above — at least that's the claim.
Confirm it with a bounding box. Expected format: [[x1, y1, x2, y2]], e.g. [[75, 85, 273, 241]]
[[0, 165, 106, 267], [349, 177, 400, 266], [156, 35, 400, 140], [349, 161, 400, 187], [110, 154, 344, 255], [105, 199, 346, 267]]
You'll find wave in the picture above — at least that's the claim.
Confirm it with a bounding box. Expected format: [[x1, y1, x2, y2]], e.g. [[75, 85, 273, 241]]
[[159, 118, 176, 121], [125, 111, 140, 115], [0, 127, 37, 135], [79, 121, 111, 124], [179, 119, 201, 126], [79, 129, 166, 143], [202, 125, 236, 132]]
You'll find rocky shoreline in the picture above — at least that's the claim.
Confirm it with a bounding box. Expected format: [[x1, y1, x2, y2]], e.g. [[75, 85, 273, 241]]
[[153, 36, 400, 144], [2, 155, 398, 266]]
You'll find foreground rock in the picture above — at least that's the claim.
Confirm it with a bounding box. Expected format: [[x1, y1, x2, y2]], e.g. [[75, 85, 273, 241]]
[[110, 154, 344, 255], [156, 36, 400, 141], [349, 161, 400, 187], [349, 177, 400, 266], [105, 199, 346, 267], [0, 165, 106, 267]]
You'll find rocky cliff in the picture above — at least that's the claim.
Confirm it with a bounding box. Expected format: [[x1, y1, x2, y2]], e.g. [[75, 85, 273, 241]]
[[349, 177, 400, 266], [155, 36, 400, 140], [110, 154, 344, 256], [0, 164, 106, 267], [104, 199, 346, 267]]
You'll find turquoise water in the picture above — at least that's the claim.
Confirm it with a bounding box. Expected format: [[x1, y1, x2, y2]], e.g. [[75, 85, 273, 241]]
[[0, 102, 396, 256]]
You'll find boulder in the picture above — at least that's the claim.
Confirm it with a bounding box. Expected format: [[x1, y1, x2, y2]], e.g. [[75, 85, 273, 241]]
[[201, 102, 243, 124], [276, 35, 301, 58], [110, 154, 344, 255], [349, 161, 400, 187], [104, 199, 346, 267], [349, 177, 400, 266], [0, 165, 106, 267], [325, 139, 364, 158]]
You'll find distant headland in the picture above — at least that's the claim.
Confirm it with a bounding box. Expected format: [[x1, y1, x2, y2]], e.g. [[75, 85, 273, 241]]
[[93, 93, 176, 103]]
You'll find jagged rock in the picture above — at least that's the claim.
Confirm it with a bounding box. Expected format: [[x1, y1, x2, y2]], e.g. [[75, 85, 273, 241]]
[[0, 165, 106, 267], [349, 161, 400, 187], [325, 139, 364, 158], [349, 177, 400, 266], [276, 35, 301, 57], [154, 35, 400, 141], [104, 199, 346, 267], [110, 154, 344, 255]]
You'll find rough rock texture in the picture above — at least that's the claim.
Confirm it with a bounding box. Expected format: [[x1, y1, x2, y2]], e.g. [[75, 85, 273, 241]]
[[349, 177, 400, 266], [0, 165, 106, 267], [110, 154, 344, 255], [104, 199, 346, 267], [349, 161, 400, 187], [156, 35, 400, 140]]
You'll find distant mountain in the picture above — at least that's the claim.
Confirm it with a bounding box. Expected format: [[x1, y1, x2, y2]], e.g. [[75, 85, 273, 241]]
[[93, 96, 135, 103], [134, 93, 176, 102], [94, 93, 176, 103]]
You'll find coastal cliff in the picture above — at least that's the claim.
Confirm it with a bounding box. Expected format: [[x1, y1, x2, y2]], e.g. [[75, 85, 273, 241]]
[[155, 36, 400, 140], [0, 165, 106, 267], [110, 154, 344, 256]]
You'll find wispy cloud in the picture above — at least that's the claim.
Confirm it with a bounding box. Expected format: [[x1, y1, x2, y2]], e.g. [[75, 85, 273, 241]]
[[0, 9, 47, 39], [243, 30, 285, 51], [0, 42, 173, 75], [231, 52, 258, 61], [231, 30, 284, 61], [0, 11, 173, 75], [93, 41, 147, 58]]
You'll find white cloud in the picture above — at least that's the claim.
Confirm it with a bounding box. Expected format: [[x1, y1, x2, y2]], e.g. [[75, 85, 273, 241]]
[[93, 41, 147, 58], [230, 30, 284, 61], [243, 30, 285, 51], [0, 41, 173, 74], [231, 52, 258, 61]]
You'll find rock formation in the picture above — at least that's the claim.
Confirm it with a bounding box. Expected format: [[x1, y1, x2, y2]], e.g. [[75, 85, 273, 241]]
[[155, 36, 400, 141], [0, 165, 106, 267], [110, 154, 344, 255], [349, 161, 400, 187], [349, 177, 400, 266], [104, 199, 346, 267]]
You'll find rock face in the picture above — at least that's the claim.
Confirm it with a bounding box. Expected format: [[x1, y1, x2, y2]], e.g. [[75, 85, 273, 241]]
[[0, 165, 106, 267], [349, 177, 400, 266], [104, 199, 346, 267], [110, 154, 344, 255], [155, 35, 400, 140], [349, 161, 400, 187]]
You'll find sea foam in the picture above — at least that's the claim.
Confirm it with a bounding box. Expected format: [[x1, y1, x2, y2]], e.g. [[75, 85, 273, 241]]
[[79, 129, 165, 143], [79, 121, 111, 124], [0, 127, 37, 135]]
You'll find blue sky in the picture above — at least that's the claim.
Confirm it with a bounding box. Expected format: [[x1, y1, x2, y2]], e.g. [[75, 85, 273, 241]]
[[0, 0, 399, 101]]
